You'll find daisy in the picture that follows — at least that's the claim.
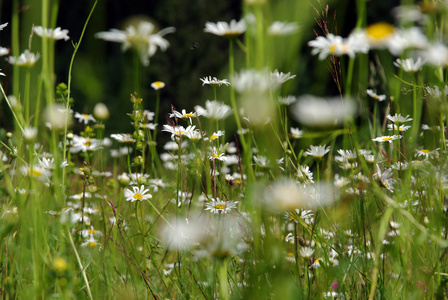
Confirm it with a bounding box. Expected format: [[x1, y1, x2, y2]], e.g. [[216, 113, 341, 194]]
[[415, 148, 440, 159], [74, 112, 96, 124], [205, 198, 238, 214], [253, 155, 270, 168], [162, 125, 189, 141], [21, 165, 52, 181], [124, 185, 152, 202], [278, 95, 297, 106], [111, 133, 136, 143], [209, 147, 227, 162], [70, 136, 101, 153], [299, 247, 315, 258], [290, 127, 303, 139], [23, 127, 38, 141], [33, 26, 70, 41], [366, 89, 386, 101], [200, 76, 230, 86], [183, 127, 202, 141], [387, 113, 413, 123], [296, 165, 314, 183], [208, 130, 225, 141], [7, 50, 40, 67], [393, 57, 424, 73], [373, 164, 394, 192], [270, 69, 296, 84], [0, 23, 7, 31], [0, 47, 8, 56], [305, 145, 330, 159], [418, 43, 448, 67], [372, 135, 401, 143], [95, 21, 175, 66], [387, 124, 411, 132], [169, 109, 200, 123], [151, 81, 165, 90], [232, 69, 279, 93], [268, 21, 299, 36], [194, 100, 232, 120], [204, 19, 246, 37], [80, 236, 102, 250]]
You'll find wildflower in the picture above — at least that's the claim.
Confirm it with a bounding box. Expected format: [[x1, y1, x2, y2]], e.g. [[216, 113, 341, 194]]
[[291, 95, 357, 127], [387, 123, 411, 132], [33, 26, 70, 41], [367, 89, 386, 101], [74, 112, 96, 125], [372, 135, 401, 143], [0, 23, 7, 31], [200, 76, 230, 86], [253, 155, 270, 168], [232, 69, 279, 93], [418, 43, 448, 67], [296, 165, 314, 183], [394, 57, 424, 73], [299, 247, 315, 258], [169, 109, 200, 123], [43, 104, 73, 130], [21, 165, 52, 181], [38, 157, 68, 169], [374, 164, 394, 192], [80, 236, 102, 250], [124, 185, 152, 202], [365, 22, 396, 46], [23, 127, 38, 142], [204, 19, 246, 38], [7, 50, 40, 67], [205, 198, 238, 214], [151, 81, 165, 90], [0, 47, 9, 56], [278, 95, 297, 106], [415, 148, 439, 159], [71, 136, 101, 153], [117, 172, 131, 186], [290, 127, 303, 139], [162, 124, 191, 141], [93, 103, 110, 121], [183, 127, 202, 141], [387, 113, 413, 123], [194, 100, 232, 120], [95, 21, 175, 66], [111, 133, 136, 143], [208, 130, 225, 141], [159, 217, 208, 251], [270, 69, 296, 84], [308, 33, 368, 60], [268, 21, 299, 36], [305, 145, 330, 159], [209, 146, 227, 162]]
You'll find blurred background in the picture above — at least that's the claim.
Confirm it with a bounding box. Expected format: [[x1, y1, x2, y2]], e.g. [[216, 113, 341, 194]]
[[0, 0, 400, 134]]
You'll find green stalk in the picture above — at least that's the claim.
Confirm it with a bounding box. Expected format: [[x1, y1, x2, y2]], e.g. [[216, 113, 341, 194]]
[[68, 230, 94, 300], [23, 69, 31, 124], [218, 259, 230, 300], [11, 0, 20, 99]]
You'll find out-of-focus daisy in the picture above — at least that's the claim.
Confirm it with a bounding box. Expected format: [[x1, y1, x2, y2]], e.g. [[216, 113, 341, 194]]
[[291, 95, 357, 127], [373, 164, 394, 192], [33, 26, 70, 41], [278, 95, 297, 106], [162, 125, 190, 141], [372, 135, 401, 143], [308, 33, 368, 60], [0, 47, 9, 56], [387, 123, 411, 132], [111, 133, 136, 143], [418, 43, 448, 67], [194, 100, 232, 120], [385, 27, 428, 56], [151, 81, 165, 90], [200, 76, 230, 86], [7, 50, 40, 67], [364, 22, 396, 47], [183, 127, 202, 141], [208, 130, 225, 141], [21, 165, 52, 181], [392, 5, 426, 24], [95, 21, 175, 66], [270, 69, 296, 84], [38, 157, 69, 169], [81, 236, 102, 250], [204, 19, 246, 38], [74, 112, 96, 125], [394, 57, 424, 73], [124, 185, 152, 202], [0, 23, 8, 31], [253, 155, 270, 168], [205, 198, 238, 214], [366, 89, 386, 102], [296, 165, 314, 183], [290, 127, 303, 139], [23, 127, 38, 142], [415, 148, 440, 159], [387, 113, 413, 123], [268, 21, 299, 36], [209, 146, 227, 162], [299, 247, 315, 258], [232, 68, 279, 93], [70, 136, 101, 153], [305, 145, 330, 159]]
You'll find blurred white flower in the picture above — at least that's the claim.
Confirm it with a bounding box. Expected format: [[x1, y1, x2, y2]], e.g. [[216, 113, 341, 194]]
[[43, 103, 73, 130], [204, 19, 246, 37], [418, 43, 448, 66], [33, 26, 70, 41], [95, 21, 175, 66], [200, 76, 230, 86], [393, 57, 424, 73], [74, 112, 96, 125], [268, 21, 299, 36], [305, 145, 330, 159], [7, 50, 40, 67], [366, 89, 386, 102], [270, 69, 296, 84], [291, 95, 357, 127], [205, 198, 238, 214], [151, 81, 165, 90], [232, 69, 279, 93], [308, 33, 368, 60], [195, 100, 232, 120], [372, 135, 401, 143]]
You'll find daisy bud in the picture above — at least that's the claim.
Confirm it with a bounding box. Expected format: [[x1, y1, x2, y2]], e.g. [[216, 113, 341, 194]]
[[118, 172, 130, 186], [6, 132, 12, 138], [134, 156, 144, 166], [93, 102, 110, 121], [88, 185, 98, 193], [66, 132, 74, 140], [136, 141, 144, 150], [137, 175, 147, 185]]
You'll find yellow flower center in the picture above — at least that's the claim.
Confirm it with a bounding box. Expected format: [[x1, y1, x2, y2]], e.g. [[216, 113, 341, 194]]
[[88, 241, 97, 248], [215, 204, 226, 209], [83, 114, 89, 118], [183, 113, 194, 119], [210, 135, 218, 140], [28, 169, 43, 177], [153, 81, 164, 88], [329, 44, 337, 53], [366, 22, 395, 40], [420, 149, 430, 153], [88, 229, 96, 235], [213, 154, 219, 158], [382, 137, 393, 141], [133, 193, 143, 200]]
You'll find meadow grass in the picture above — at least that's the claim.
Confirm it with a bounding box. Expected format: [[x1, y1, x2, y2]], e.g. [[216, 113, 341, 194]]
[[1, 0, 448, 299]]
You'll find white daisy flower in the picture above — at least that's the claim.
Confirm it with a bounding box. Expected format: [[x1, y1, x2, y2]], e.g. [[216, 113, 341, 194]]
[[387, 113, 413, 123], [299, 247, 315, 258], [205, 198, 238, 214], [387, 123, 411, 131], [372, 135, 401, 143], [7, 50, 40, 67], [366, 89, 386, 101], [268, 21, 299, 36], [151, 81, 165, 90], [33, 26, 70, 41], [305, 145, 330, 159], [278, 95, 297, 106], [194, 100, 232, 120], [415, 148, 440, 159], [200, 76, 230, 86], [393, 57, 424, 73], [204, 19, 246, 37], [290, 127, 303, 139], [21, 165, 52, 181], [270, 69, 296, 84], [124, 185, 152, 202], [111, 133, 136, 143], [74, 112, 96, 125]]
